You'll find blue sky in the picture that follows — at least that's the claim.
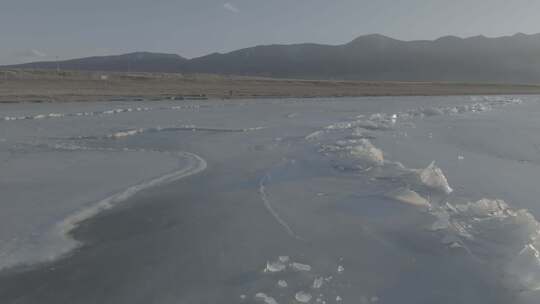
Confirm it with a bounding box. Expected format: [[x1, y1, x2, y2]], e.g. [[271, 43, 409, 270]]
[[1, 0, 540, 64]]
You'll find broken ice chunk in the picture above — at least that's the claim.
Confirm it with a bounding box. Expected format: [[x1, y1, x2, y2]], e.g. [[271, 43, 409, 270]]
[[312, 277, 324, 289], [505, 244, 540, 291], [349, 139, 384, 165], [255, 293, 279, 304], [295, 291, 313, 303], [416, 161, 453, 194], [291, 262, 312, 272], [385, 188, 431, 208], [279, 256, 290, 263], [458, 198, 508, 218], [265, 260, 286, 273]]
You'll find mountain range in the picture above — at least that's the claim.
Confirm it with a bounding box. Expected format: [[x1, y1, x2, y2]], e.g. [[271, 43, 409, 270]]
[[6, 33, 540, 84]]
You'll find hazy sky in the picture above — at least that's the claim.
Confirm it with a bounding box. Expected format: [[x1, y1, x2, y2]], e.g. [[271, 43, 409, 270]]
[[2, 0, 540, 64]]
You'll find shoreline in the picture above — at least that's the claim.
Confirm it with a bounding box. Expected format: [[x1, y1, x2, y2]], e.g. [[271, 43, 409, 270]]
[[2, 69, 540, 103]]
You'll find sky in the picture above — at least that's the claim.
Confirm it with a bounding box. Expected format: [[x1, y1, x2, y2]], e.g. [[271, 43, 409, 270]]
[[1, 0, 540, 65]]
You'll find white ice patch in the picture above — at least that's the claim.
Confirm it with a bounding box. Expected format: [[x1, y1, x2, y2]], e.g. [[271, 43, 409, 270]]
[[108, 129, 144, 139], [255, 293, 279, 304], [265, 260, 287, 273], [291, 262, 312, 272], [312, 277, 324, 289], [295, 291, 313, 303], [305, 130, 325, 141], [324, 113, 395, 131], [385, 188, 431, 208]]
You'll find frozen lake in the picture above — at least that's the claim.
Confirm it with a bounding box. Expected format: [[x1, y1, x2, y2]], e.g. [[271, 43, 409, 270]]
[[1, 95, 540, 303]]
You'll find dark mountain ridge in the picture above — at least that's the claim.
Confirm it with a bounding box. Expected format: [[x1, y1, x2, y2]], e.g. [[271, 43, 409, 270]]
[[6, 33, 540, 83]]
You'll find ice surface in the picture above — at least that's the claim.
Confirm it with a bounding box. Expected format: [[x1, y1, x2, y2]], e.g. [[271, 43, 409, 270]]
[[2, 95, 540, 303], [0, 149, 206, 271]]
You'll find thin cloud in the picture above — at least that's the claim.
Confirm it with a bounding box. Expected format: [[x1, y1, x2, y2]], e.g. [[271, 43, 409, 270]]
[[13, 49, 47, 58], [31, 49, 47, 57], [223, 2, 239, 13]]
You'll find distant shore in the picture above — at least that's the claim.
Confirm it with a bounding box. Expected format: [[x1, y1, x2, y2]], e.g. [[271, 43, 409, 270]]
[[2, 69, 540, 103]]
